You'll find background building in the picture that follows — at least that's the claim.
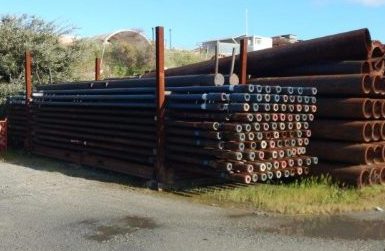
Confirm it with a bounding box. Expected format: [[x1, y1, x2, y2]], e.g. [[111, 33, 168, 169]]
[[200, 35, 273, 57]]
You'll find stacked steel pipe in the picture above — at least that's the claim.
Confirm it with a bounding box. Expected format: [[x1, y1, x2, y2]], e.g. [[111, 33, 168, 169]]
[[146, 28, 373, 78], [6, 95, 27, 146], [22, 74, 227, 180], [151, 27, 385, 188], [165, 84, 318, 184], [6, 73, 318, 185], [249, 38, 385, 188]]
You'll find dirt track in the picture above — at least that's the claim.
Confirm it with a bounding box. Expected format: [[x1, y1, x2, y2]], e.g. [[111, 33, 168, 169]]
[[0, 157, 384, 251]]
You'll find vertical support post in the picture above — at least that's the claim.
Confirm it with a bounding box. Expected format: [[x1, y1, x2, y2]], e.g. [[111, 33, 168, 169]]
[[25, 51, 32, 104], [24, 50, 32, 150], [95, 57, 101, 81], [155, 26, 166, 186], [239, 38, 248, 84]]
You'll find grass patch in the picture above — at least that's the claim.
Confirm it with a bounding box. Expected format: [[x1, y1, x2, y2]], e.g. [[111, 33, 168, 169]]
[[191, 177, 385, 215]]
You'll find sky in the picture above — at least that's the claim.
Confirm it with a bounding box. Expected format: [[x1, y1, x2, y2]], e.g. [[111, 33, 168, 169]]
[[0, 0, 385, 49]]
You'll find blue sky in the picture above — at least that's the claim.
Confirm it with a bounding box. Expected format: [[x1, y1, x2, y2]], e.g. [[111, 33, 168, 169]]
[[1, 0, 384, 48]]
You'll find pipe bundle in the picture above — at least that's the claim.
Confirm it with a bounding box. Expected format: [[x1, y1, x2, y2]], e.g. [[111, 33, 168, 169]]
[[144, 27, 385, 188], [13, 74, 232, 179], [165, 84, 318, 184], [8, 27, 385, 188], [146, 28, 373, 78], [6, 95, 27, 146], [6, 73, 318, 185], [249, 36, 385, 188]]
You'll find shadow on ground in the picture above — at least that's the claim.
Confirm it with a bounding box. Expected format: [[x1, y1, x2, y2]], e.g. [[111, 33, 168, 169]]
[[2, 149, 147, 188], [1, 149, 252, 198], [0, 149, 306, 199]]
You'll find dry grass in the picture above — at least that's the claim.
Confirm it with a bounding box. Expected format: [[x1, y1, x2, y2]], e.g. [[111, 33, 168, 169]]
[[191, 177, 385, 215]]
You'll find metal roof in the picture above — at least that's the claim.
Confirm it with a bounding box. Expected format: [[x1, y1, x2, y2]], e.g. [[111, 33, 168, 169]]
[[93, 29, 151, 47]]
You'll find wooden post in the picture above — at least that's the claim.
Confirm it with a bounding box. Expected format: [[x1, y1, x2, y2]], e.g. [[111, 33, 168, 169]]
[[155, 26, 166, 186], [239, 39, 248, 84], [95, 57, 101, 81]]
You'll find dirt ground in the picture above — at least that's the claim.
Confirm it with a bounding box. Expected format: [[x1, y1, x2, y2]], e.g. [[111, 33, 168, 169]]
[[0, 156, 384, 251]]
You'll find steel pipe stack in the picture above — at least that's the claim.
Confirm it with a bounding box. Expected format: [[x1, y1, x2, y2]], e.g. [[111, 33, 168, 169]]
[[144, 27, 385, 187], [6, 95, 27, 146], [247, 35, 385, 188], [23, 74, 230, 180], [146, 28, 373, 78], [148, 27, 385, 188], [6, 73, 318, 185], [165, 84, 318, 184]]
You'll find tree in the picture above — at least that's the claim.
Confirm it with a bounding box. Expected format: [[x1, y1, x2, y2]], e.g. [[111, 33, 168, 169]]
[[104, 40, 154, 77], [0, 14, 84, 84]]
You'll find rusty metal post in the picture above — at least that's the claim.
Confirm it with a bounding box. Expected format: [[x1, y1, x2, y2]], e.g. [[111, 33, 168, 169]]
[[155, 26, 166, 186], [24, 50, 32, 150], [239, 38, 248, 84], [95, 57, 101, 81]]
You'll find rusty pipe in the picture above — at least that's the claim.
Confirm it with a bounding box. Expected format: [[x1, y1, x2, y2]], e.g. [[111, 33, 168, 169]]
[[250, 74, 373, 96], [263, 60, 371, 77], [316, 98, 372, 119], [308, 141, 378, 165], [381, 100, 385, 119], [369, 41, 385, 59], [311, 164, 371, 188], [227, 173, 252, 184], [372, 99, 382, 119], [311, 120, 372, 142], [151, 29, 371, 77], [369, 167, 382, 184], [381, 122, 385, 140], [379, 167, 385, 185], [372, 122, 381, 141]]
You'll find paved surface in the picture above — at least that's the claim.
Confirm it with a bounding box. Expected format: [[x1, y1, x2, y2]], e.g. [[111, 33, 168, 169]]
[[0, 158, 384, 251]]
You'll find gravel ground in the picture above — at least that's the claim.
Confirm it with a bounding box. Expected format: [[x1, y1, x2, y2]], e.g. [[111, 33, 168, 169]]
[[0, 159, 384, 251]]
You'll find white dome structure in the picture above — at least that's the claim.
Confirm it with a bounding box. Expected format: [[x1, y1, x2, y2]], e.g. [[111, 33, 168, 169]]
[[94, 29, 151, 48]]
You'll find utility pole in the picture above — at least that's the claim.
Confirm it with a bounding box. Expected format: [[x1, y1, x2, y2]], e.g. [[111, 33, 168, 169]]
[[245, 8, 248, 36], [169, 28, 172, 50]]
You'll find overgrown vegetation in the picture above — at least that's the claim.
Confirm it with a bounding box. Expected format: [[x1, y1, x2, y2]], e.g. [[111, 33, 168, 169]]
[[0, 14, 207, 104], [191, 177, 385, 215], [76, 45, 206, 79], [0, 14, 91, 115], [103, 41, 154, 77], [0, 14, 85, 84], [165, 49, 206, 69]]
